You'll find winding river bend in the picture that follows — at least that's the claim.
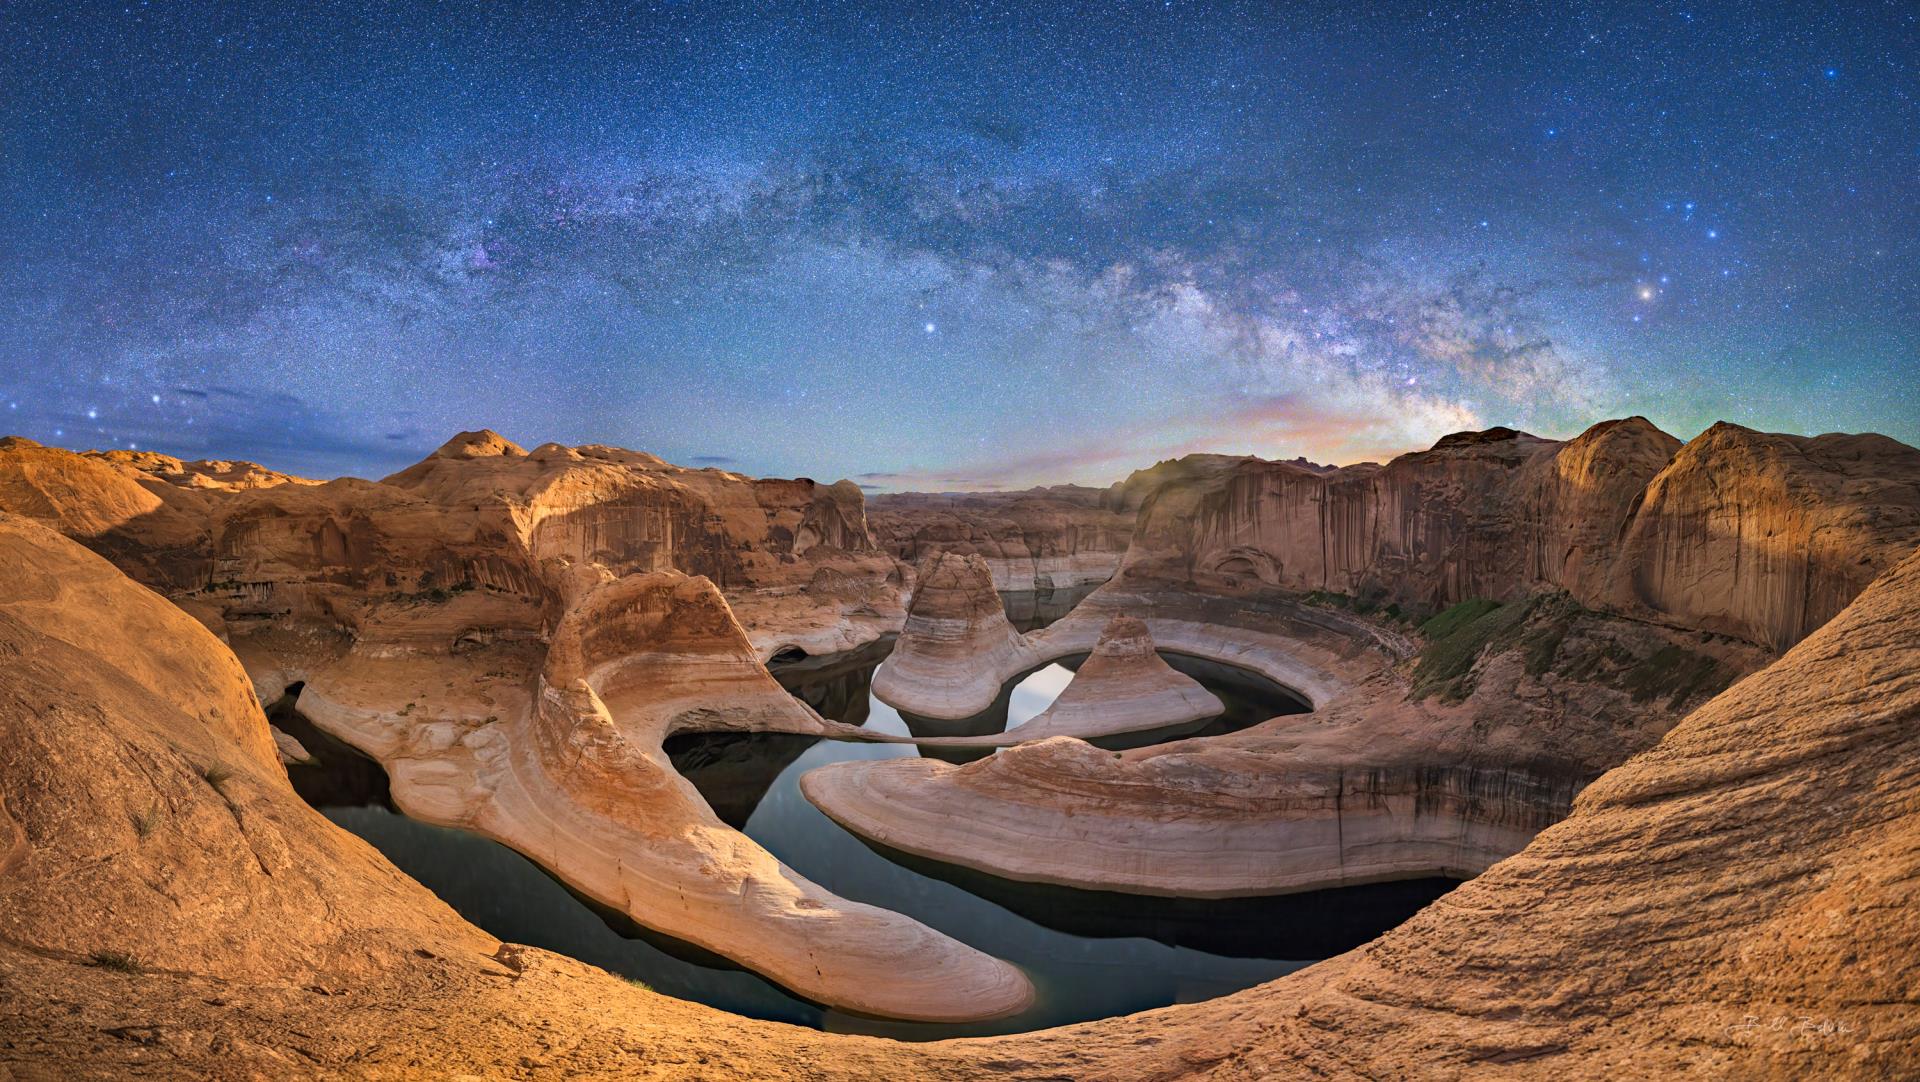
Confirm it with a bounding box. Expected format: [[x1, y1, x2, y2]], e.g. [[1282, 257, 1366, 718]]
[[291, 588, 1457, 1039]]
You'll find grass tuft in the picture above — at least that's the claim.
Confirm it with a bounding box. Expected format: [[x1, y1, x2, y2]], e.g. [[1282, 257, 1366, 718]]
[[131, 805, 161, 839], [88, 950, 144, 974], [200, 761, 234, 793]]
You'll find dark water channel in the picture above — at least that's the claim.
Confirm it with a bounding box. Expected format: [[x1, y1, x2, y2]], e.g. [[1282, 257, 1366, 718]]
[[285, 586, 1458, 1039]]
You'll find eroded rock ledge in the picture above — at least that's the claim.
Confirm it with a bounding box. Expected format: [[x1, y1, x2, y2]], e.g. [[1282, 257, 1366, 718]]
[[806, 571, 1766, 897], [805, 739, 1572, 897], [290, 569, 1033, 1023]]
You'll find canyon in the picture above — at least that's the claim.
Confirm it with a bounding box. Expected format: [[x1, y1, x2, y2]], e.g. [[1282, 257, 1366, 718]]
[[2, 415, 1918, 1077]]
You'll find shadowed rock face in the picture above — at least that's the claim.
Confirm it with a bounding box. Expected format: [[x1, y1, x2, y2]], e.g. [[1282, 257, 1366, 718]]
[[1125, 417, 1920, 650]]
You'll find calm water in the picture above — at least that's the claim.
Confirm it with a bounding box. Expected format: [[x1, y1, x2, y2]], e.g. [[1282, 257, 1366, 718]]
[[289, 588, 1456, 1039]]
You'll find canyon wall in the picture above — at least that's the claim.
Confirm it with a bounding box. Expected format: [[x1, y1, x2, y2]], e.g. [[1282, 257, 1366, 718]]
[[868, 486, 1134, 590], [0, 431, 901, 656], [1122, 418, 1920, 650]]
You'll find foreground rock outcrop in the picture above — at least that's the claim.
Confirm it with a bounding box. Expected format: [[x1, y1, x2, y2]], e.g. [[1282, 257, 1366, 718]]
[[3, 511, 1917, 1077]]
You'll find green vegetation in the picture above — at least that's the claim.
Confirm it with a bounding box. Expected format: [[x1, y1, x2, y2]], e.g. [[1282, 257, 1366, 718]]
[[1609, 644, 1733, 709], [1302, 589, 1413, 623], [1414, 592, 1733, 710], [1418, 598, 1505, 641], [88, 950, 144, 974], [623, 976, 653, 992], [1412, 598, 1533, 701]]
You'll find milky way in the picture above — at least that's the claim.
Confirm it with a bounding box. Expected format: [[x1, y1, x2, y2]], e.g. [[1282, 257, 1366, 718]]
[[2, 1, 1915, 486]]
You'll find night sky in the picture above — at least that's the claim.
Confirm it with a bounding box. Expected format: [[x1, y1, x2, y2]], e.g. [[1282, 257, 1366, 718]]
[[3, 2, 1916, 488]]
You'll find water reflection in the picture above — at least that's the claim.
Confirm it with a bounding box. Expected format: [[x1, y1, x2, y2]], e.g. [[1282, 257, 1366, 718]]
[[289, 586, 1455, 1040]]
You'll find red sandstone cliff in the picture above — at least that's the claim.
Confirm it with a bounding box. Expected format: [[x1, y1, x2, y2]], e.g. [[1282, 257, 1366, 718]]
[[1120, 418, 1920, 649]]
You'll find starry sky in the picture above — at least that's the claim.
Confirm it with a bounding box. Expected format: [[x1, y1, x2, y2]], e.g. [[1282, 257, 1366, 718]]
[[2, 1, 1916, 488]]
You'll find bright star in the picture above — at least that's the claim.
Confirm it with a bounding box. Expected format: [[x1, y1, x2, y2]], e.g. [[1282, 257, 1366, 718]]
[[923, 322, 936, 334], [1638, 287, 1655, 301]]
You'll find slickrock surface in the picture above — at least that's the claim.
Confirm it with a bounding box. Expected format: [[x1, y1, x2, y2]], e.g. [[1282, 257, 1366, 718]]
[[281, 566, 1029, 1023], [4, 515, 1917, 1078], [868, 485, 1134, 590], [1125, 417, 1920, 650], [871, 551, 1036, 717]]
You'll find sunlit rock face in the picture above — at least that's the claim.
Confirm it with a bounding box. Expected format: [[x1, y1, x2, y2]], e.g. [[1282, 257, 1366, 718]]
[[1122, 417, 1920, 650], [0, 432, 1048, 1023], [0, 430, 906, 658]]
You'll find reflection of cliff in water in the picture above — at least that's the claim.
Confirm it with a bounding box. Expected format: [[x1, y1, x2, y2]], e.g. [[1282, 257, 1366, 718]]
[[664, 732, 820, 829], [1002, 582, 1102, 632], [769, 635, 891, 724], [860, 835, 1460, 958], [271, 684, 395, 810]]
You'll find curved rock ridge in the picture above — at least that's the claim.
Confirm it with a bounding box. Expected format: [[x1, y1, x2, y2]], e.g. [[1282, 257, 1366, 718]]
[[0, 435, 1043, 1022], [862, 614, 1230, 751], [287, 568, 1031, 1023], [804, 575, 1769, 898], [993, 616, 1223, 745], [6, 517, 1919, 1076], [803, 738, 1561, 897], [1123, 417, 1920, 650]]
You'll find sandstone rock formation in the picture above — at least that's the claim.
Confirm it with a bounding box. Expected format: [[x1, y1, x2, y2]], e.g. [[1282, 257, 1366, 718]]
[[992, 616, 1221, 745], [862, 614, 1226, 751], [807, 576, 1680, 897], [4, 509, 1917, 1077], [871, 551, 1034, 718], [316, 566, 1034, 1023], [868, 485, 1134, 591], [0, 434, 1048, 1023], [1123, 417, 1920, 651]]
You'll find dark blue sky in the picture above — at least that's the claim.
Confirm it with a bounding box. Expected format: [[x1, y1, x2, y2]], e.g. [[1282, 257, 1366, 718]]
[[2, 1, 1915, 486]]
